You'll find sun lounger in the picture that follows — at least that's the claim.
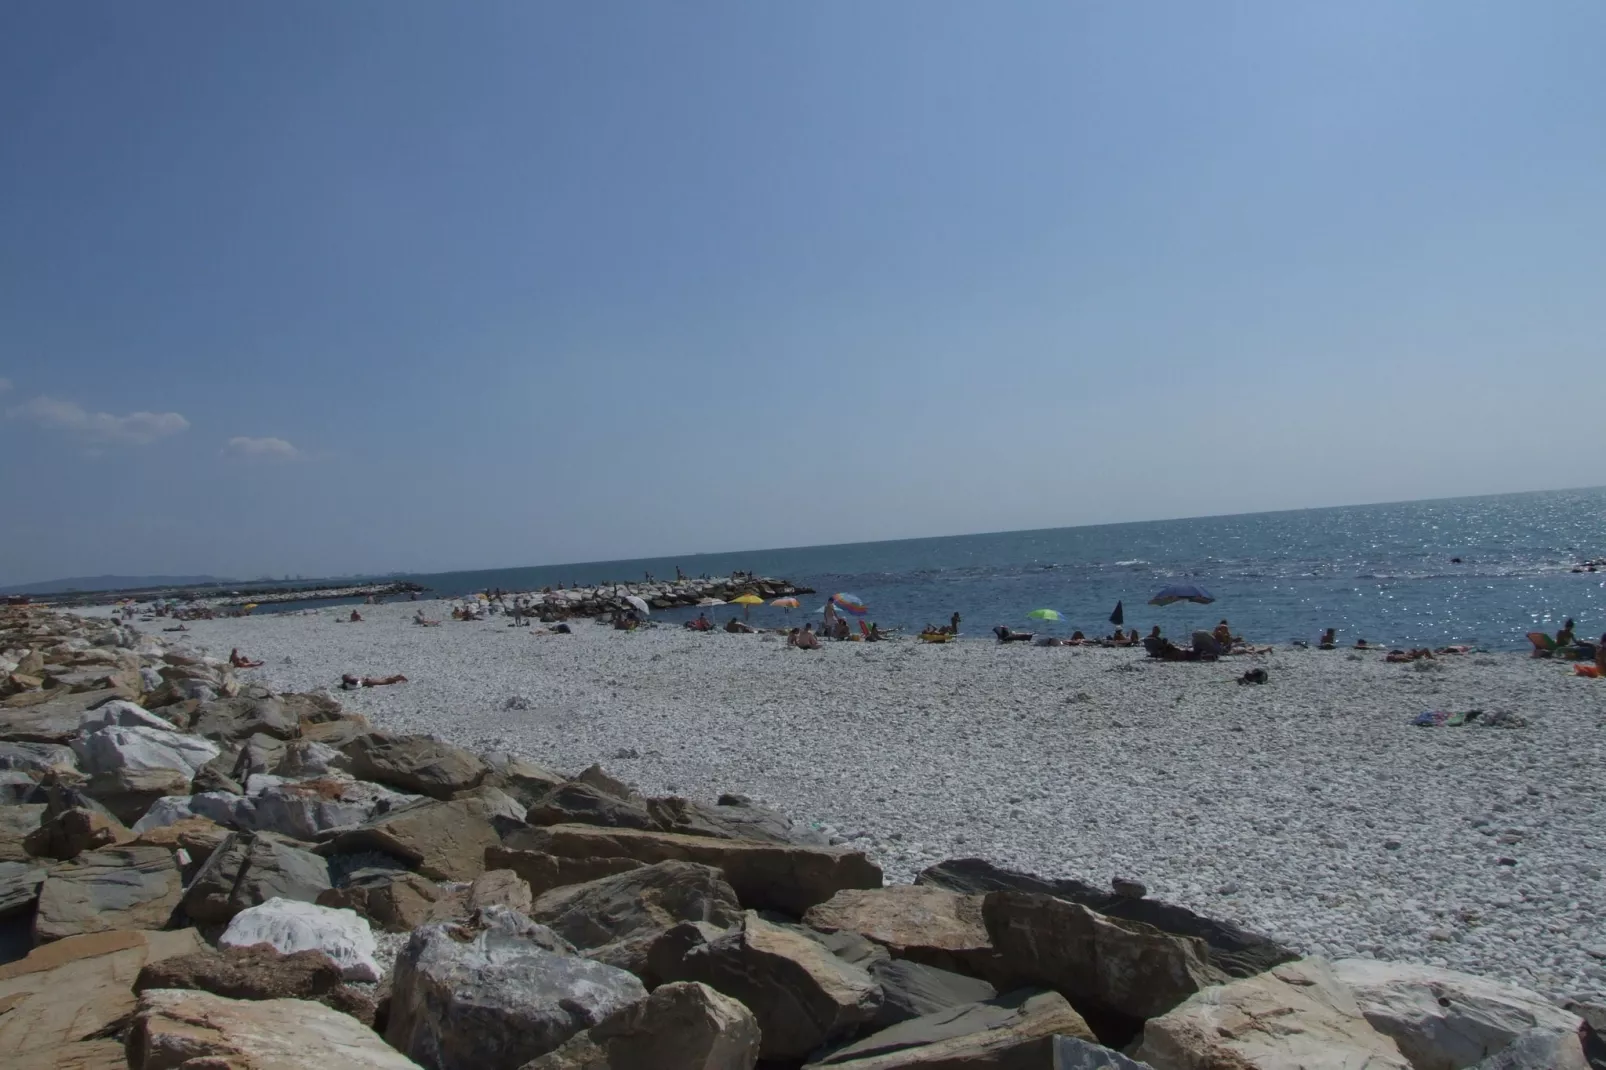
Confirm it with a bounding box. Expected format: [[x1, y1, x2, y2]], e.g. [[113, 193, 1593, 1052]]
[[1527, 632, 1556, 658]]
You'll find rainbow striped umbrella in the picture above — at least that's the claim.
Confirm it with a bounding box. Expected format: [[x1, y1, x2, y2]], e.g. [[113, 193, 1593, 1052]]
[[830, 593, 869, 616]]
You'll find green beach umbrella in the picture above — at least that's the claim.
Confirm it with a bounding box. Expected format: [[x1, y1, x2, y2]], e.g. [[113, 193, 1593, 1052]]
[[1027, 608, 1061, 621]]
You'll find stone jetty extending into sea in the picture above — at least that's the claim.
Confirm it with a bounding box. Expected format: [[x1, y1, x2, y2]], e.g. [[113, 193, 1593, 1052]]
[[522, 575, 814, 618]]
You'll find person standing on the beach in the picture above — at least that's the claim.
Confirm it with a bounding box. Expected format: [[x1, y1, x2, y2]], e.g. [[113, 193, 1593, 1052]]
[[824, 598, 838, 632], [950, 612, 961, 634]]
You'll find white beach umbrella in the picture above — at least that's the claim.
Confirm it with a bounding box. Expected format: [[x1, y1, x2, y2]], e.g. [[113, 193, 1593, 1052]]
[[624, 595, 650, 617]]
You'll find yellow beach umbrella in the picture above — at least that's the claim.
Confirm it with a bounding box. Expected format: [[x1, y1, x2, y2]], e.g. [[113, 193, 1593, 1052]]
[[731, 592, 763, 619]]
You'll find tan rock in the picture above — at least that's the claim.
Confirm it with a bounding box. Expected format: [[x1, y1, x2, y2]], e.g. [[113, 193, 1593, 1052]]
[[655, 911, 881, 1061], [469, 868, 533, 914], [134, 944, 377, 1026], [316, 871, 465, 932], [0, 928, 205, 1068], [803, 885, 994, 976], [484, 846, 645, 896], [132, 816, 229, 865], [507, 823, 882, 915], [521, 981, 760, 1070], [126, 989, 420, 1069], [1131, 956, 1410, 1070], [24, 806, 133, 861], [320, 798, 501, 881], [34, 845, 184, 942], [0, 803, 47, 862]]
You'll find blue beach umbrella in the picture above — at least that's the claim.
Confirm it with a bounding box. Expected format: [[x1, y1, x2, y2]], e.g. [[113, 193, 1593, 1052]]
[[1148, 584, 1215, 606]]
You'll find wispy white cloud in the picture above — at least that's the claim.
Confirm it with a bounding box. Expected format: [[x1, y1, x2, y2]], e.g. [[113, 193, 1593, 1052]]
[[224, 435, 301, 459], [10, 396, 189, 446]]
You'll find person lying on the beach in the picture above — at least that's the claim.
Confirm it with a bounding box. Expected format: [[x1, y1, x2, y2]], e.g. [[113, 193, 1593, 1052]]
[[1385, 648, 1435, 663], [162, 624, 188, 632], [341, 673, 407, 689], [725, 618, 754, 633], [994, 626, 1034, 643], [229, 648, 264, 669], [414, 610, 441, 627], [1319, 627, 1337, 649]]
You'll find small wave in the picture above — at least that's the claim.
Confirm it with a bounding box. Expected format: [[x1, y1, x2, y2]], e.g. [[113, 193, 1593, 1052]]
[[1115, 559, 1147, 566]]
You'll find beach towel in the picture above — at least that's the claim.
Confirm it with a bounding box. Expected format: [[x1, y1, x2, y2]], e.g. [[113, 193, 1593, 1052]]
[[1575, 664, 1602, 678], [1413, 710, 1451, 727]]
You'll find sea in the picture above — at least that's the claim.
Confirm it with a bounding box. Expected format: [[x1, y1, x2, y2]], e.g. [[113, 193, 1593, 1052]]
[[363, 488, 1605, 651]]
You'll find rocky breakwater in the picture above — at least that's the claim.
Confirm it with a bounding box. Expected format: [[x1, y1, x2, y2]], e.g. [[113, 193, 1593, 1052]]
[[532, 575, 813, 619], [2, 602, 1604, 1069]]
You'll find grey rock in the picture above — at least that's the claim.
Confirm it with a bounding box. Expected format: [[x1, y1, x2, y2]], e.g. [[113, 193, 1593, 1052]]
[[480, 751, 566, 808], [868, 957, 997, 1029], [33, 844, 182, 941], [232, 732, 289, 779], [71, 724, 219, 779], [1050, 1034, 1157, 1069], [190, 696, 298, 740], [278, 738, 352, 777], [485, 845, 647, 897], [251, 776, 421, 841], [805, 988, 1095, 1067], [983, 891, 1228, 1024], [1471, 1027, 1592, 1070], [0, 803, 46, 862], [528, 780, 658, 830], [182, 830, 332, 923], [345, 732, 491, 800], [647, 794, 829, 845], [0, 740, 79, 776], [921, 858, 1296, 978], [529, 859, 743, 979], [0, 688, 132, 744], [520, 980, 762, 1070], [0, 859, 47, 916], [468, 868, 533, 914], [654, 910, 882, 1061], [387, 905, 647, 1070], [320, 797, 502, 881]]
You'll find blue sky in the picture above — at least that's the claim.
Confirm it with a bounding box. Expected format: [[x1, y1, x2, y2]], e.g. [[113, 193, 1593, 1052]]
[[3, 2, 1604, 582]]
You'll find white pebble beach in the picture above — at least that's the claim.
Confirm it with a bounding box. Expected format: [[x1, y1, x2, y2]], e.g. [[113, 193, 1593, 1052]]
[[108, 600, 1606, 1003]]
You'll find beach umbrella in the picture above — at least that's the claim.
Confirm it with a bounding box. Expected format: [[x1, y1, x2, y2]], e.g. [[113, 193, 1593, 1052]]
[[771, 597, 800, 609], [1027, 608, 1061, 621], [623, 595, 650, 617], [243, 603, 258, 611], [1148, 584, 1215, 606], [697, 597, 726, 607], [731, 592, 763, 619], [1109, 601, 1124, 626], [830, 593, 869, 616]]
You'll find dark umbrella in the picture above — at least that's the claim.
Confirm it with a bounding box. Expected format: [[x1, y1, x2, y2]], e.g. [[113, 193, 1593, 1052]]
[[1109, 601, 1124, 626], [1148, 584, 1215, 606]]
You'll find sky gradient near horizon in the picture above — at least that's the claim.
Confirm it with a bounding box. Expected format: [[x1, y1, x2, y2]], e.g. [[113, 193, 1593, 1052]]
[[3, 2, 1605, 584]]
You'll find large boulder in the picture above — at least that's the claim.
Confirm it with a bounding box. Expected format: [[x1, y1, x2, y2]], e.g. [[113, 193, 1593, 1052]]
[[468, 868, 533, 914], [529, 859, 743, 977], [0, 740, 81, 776], [485, 845, 645, 897], [134, 943, 376, 1025], [189, 695, 299, 740], [649, 793, 828, 845], [528, 781, 658, 829], [866, 957, 997, 1029], [1472, 1026, 1593, 1070], [320, 797, 502, 881], [506, 823, 883, 915], [23, 805, 133, 860], [250, 776, 421, 840], [983, 891, 1227, 1026], [0, 928, 205, 1069], [804, 988, 1094, 1068], [71, 724, 219, 779], [0, 687, 134, 744], [220, 896, 383, 982], [1050, 1035, 1159, 1070], [83, 766, 193, 825], [654, 911, 883, 1062], [0, 802, 46, 862], [1333, 957, 1585, 1070], [78, 699, 177, 733], [317, 868, 465, 932], [480, 750, 566, 808], [278, 738, 354, 777], [345, 732, 490, 799], [0, 859, 47, 916], [386, 905, 649, 1070], [521, 980, 761, 1070], [131, 815, 229, 867], [34, 845, 183, 942], [921, 859, 1296, 979], [1131, 957, 1410, 1070], [127, 989, 419, 1069], [804, 885, 995, 976], [182, 830, 332, 924]]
